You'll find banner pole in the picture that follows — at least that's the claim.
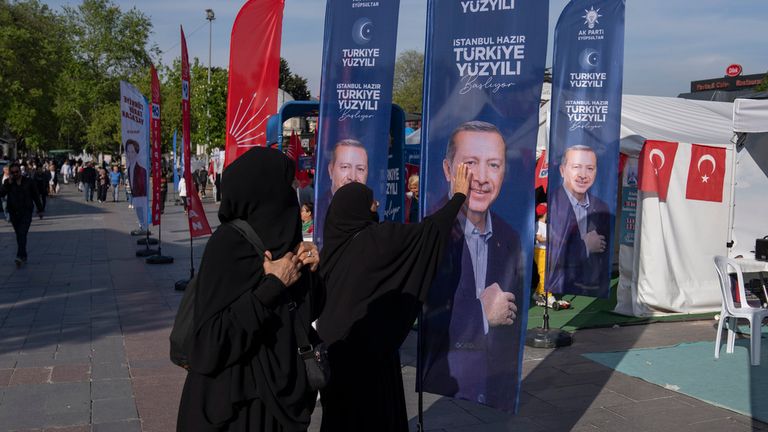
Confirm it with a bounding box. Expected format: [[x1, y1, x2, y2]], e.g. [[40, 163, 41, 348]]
[[189, 235, 195, 280]]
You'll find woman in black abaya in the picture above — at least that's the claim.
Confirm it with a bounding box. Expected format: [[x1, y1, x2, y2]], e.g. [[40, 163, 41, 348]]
[[177, 147, 323, 432], [317, 164, 472, 431]]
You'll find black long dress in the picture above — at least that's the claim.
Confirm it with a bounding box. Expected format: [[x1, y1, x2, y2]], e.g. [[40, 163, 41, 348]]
[[317, 182, 465, 432], [177, 147, 323, 432]]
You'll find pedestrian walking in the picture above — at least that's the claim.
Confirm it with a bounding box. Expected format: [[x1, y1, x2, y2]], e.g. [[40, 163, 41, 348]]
[[81, 162, 96, 202], [97, 168, 109, 203], [316, 165, 471, 432], [0, 163, 44, 267], [176, 147, 322, 432], [47, 164, 58, 196], [109, 166, 122, 202], [178, 177, 187, 214], [125, 176, 133, 208], [60, 160, 71, 184], [1, 165, 10, 222], [32, 165, 48, 212]]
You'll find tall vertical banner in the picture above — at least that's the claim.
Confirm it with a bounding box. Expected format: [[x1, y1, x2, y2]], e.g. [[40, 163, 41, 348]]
[[313, 0, 400, 245], [120, 81, 150, 229], [545, 0, 625, 299], [150, 65, 163, 226], [172, 131, 179, 189], [181, 27, 212, 238], [419, 0, 549, 413], [224, 0, 285, 167]]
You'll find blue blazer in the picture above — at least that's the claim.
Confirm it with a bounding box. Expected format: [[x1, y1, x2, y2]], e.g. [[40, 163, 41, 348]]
[[421, 210, 523, 412], [545, 186, 611, 296]]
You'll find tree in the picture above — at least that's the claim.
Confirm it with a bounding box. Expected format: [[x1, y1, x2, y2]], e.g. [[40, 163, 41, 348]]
[[0, 0, 69, 152], [55, 0, 158, 154], [756, 72, 768, 92], [392, 50, 424, 114], [280, 57, 311, 100]]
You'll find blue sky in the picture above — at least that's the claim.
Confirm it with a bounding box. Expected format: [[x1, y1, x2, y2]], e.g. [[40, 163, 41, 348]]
[[43, 0, 768, 98]]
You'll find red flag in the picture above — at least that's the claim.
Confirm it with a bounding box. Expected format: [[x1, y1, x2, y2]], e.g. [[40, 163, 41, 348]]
[[286, 131, 302, 162], [150, 65, 163, 226], [181, 26, 212, 238], [534, 150, 548, 192], [686, 144, 726, 203], [224, 0, 285, 167], [638, 140, 678, 201]]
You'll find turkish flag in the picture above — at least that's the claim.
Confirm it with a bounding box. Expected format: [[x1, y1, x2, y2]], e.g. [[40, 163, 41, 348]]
[[534, 150, 548, 192], [686, 144, 726, 203], [638, 140, 678, 201]]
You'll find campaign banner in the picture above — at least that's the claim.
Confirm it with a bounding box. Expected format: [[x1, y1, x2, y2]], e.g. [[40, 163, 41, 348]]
[[419, 0, 549, 413], [224, 0, 285, 167], [181, 27, 212, 238], [172, 131, 179, 189], [119, 81, 151, 229], [545, 0, 625, 299], [150, 65, 163, 226], [313, 0, 400, 245], [619, 157, 637, 246]]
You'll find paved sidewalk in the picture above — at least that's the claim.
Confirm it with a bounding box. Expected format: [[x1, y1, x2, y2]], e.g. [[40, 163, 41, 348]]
[[0, 184, 765, 431]]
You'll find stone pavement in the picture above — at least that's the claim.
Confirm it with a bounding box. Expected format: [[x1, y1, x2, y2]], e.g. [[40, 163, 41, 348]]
[[0, 183, 765, 431]]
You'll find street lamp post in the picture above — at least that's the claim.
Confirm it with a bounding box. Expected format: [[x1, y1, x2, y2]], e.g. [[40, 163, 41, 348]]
[[205, 9, 215, 154]]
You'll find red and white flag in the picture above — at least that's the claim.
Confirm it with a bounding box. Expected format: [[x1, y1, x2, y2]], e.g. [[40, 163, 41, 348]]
[[181, 26, 212, 238], [150, 65, 163, 226], [534, 150, 548, 192], [224, 0, 285, 167], [686, 144, 726, 203], [638, 140, 678, 201]]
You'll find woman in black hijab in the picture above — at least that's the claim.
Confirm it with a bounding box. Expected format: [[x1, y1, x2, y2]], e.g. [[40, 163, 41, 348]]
[[177, 147, 323, 432], [317, 164, 472, 431]]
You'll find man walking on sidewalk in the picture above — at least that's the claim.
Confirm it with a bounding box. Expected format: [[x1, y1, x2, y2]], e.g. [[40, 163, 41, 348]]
[[0, 163, 44, 266], [81, 162, 97, 202]]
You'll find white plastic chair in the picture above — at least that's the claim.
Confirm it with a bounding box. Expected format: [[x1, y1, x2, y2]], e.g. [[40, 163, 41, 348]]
[[713, 256, 768, 366]]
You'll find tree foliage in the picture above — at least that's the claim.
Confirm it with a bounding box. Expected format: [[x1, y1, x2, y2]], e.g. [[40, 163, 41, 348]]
[[392, 50, 424, 114], [757, 72, 768, 92], [280, 57, 311, 100]]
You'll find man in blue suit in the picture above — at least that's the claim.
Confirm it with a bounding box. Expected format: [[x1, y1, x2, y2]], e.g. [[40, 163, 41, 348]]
[[421, 121, 523, 412], [546, 145, 611, 296]]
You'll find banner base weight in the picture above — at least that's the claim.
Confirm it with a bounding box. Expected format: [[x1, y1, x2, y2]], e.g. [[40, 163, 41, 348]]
[[525, 328, 573, 348]]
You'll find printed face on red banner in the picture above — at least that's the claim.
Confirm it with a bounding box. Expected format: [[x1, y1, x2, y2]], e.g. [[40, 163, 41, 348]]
[[638, 140, 678, 201], [686, 144, 726, 203]]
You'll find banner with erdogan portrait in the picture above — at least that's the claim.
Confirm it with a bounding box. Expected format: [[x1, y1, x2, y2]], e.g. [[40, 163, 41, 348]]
[[120, 81, 151, 230], [418, 0, 549, 413], [313, 0, 400, 246], [545, 0, 625, 299]]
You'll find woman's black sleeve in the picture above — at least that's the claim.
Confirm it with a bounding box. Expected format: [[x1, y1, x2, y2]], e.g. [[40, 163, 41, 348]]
[[189, 276, 286, 375], [423, 193, 466, 234]]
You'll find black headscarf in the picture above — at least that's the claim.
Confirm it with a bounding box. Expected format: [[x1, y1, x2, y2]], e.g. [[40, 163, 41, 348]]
[[319, 182, 378, 279], [218, 146, 302, 259], [317, 182, 465, 350]]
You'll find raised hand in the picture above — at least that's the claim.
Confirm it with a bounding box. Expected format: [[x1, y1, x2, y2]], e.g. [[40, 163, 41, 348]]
[[451, 163, 473, 198]]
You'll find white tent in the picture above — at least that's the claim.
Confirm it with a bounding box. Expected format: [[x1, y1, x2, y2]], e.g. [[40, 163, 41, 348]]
[[730, 99, 768, 259]]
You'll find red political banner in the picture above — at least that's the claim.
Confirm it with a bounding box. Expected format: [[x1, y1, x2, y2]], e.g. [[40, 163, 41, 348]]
[[638, 140, 678, 201], [534, 150, 548, 192], [224, 0, 285, 167], [686, 144, 726, 203], [181, 26, 212, 238], [150, 65, 162, 226]]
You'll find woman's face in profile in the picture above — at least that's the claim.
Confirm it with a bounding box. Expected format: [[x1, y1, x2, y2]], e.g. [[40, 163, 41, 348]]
[[301, 205, 312, 222]]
